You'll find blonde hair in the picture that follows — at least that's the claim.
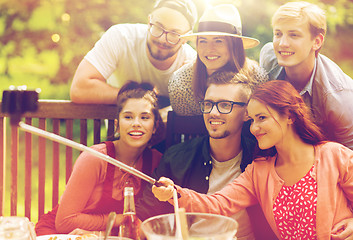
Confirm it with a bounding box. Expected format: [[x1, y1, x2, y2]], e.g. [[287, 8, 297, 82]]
[[272, 1, 326, 39]]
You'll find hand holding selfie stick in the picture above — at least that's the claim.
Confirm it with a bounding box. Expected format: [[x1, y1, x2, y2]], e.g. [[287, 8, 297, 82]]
[[2, 87, 159, 186]]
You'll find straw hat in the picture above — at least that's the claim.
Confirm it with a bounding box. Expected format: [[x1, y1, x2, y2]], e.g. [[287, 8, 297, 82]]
[[181, 4, 260, 49]]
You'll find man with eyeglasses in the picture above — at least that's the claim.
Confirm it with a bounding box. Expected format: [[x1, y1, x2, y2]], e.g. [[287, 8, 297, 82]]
[[70, 0, 197, 115], [136, 71, 277, 240]]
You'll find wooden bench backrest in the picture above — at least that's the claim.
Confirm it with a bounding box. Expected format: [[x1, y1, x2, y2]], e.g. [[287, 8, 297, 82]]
[[0, 100, 117, 222]]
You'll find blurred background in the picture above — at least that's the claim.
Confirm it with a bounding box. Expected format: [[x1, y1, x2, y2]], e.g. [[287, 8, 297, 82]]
[[1, 0, 352, 222], [1, 0, 352, 100]]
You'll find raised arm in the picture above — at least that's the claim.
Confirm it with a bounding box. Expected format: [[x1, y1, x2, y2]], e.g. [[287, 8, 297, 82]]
[[70, 59, 119, 104], [152, 175, 258, 217]]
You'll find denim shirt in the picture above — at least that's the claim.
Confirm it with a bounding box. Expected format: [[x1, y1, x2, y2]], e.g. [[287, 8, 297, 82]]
[[260, 42, 353, 150]]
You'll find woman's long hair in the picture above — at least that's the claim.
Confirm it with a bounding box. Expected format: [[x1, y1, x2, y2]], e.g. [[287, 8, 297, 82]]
[[251, 80, 326, 156], [192, 36, 246, 101]]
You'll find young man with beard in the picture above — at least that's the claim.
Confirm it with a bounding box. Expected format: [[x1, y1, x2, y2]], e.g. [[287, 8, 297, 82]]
[[70, 0, 197, 112], [259, 1, 353, 150], [136, 71, 277, 240]]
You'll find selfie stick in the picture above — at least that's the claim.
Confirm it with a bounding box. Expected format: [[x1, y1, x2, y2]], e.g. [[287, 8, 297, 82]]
[[2, 87, 158, 186]]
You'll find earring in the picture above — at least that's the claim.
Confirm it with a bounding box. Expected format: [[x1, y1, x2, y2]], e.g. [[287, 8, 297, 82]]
[[114, 132, 120, 139]]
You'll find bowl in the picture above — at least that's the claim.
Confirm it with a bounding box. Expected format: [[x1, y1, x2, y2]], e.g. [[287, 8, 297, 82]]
[[141, 212, 238, 240]]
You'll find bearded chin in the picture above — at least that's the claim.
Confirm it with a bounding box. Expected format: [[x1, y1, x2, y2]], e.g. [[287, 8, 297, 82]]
[[147, 41, 177, 61], [209, 130, 230, 139]]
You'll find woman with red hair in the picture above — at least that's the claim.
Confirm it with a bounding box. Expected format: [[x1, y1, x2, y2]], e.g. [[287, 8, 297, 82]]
[[152, 80, 353, 239]]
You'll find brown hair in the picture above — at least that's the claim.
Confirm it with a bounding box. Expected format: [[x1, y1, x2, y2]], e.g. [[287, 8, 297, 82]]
[[207, 69, 259, 103], [115, 81, 165, 145], [192, 36, 246, 101]]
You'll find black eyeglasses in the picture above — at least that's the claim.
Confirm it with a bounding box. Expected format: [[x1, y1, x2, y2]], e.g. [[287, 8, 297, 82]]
[[199, 100, 247, 114], [148, 23, 181, 45]]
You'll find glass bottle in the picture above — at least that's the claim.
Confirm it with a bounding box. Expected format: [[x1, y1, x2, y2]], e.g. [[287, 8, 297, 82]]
[[119, 187, 141, 240]]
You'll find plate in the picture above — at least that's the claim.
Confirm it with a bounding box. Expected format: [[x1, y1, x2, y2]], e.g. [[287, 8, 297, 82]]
[[36, 235, 80, 240]]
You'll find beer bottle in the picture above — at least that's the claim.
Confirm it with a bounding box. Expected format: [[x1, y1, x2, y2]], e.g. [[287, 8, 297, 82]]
[[119, 187, 141, 240]]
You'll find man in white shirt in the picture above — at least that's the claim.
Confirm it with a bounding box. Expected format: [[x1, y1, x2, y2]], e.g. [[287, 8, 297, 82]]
[[70, 0, 197, 113]]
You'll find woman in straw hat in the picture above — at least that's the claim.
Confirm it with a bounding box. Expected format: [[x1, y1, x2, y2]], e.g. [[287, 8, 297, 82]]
[[168, 4, 268, 116]]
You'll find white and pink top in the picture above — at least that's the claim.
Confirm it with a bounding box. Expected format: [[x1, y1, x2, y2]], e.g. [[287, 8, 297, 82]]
[[273, 166, 317, 240]]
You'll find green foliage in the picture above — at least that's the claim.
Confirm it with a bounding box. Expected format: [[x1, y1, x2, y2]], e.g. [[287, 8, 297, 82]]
[[1, 76, 70, 100], [0, 0, 153, 87]]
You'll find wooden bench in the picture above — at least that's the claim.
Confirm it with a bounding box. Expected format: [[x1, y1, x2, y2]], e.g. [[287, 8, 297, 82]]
[[0, 105, 208, 223], [0, 100, 117, 222]]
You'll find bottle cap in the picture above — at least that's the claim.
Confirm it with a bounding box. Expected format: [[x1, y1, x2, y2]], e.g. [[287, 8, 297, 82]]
[[124, 187, 134, 196]]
